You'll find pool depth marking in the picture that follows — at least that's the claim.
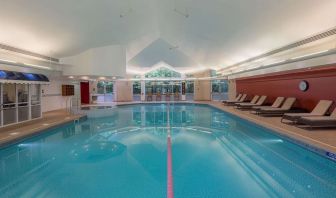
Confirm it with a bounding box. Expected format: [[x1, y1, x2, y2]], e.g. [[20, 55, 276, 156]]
[[167, 103, 174, 198]]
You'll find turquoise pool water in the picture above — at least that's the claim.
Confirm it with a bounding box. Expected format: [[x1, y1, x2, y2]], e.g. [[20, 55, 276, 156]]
[[0, 104, 336, 198]]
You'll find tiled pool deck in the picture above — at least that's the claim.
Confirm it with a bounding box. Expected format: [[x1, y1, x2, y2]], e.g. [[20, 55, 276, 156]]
[[0, 110, 86, 148]]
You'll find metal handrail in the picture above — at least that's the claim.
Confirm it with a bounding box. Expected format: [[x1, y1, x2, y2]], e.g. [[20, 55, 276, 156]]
[[66, 96, 81, 115]]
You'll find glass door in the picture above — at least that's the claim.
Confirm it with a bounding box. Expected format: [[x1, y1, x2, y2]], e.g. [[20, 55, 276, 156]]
[[17, 84, 29, 122], [2, 84, 17, 125], [31, 84, 41, 119], [211, 80, 229, 101]]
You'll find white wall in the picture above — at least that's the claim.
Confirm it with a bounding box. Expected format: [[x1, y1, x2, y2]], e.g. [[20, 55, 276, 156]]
[[193, 70, 211, 101], [61, 45, 127, 77], [114, 81, 133, 102], [41, 80, 79, 112], [228, 79, 236, 100]]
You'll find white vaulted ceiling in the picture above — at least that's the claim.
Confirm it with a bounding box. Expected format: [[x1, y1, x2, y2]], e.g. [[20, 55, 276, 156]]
[[0, 0, 336, 73]]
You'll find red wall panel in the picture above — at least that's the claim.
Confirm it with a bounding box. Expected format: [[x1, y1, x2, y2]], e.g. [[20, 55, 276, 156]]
[[80, 82, 90, 104], [236, 65, 336, 111]]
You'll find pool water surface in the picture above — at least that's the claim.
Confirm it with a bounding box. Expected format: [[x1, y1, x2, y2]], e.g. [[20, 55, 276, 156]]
[[0, 104, 335, 198]]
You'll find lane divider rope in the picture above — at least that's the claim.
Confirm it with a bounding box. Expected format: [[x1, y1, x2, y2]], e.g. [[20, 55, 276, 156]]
[[167, 102, 174, 198]]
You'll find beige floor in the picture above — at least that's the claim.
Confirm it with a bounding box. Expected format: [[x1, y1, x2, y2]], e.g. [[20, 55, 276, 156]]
[[0, 110, 85, 147], [1, 102, 336, 154]]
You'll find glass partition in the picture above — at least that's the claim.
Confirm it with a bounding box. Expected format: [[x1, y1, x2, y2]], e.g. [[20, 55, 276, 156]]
[[0, 83, 43, 126], [132, 81, 141, 101], [211, 80, 228, 101], [97, 81, 105, 94], [17, 84, 29, 122], [105, 82, 113, 94], [3, 84, 17, 125], [145, 81, 182, 101], [186, 81, 194, 101], [105, 82, 113, 102], [31, 84, 41, 119], [96, 81, 114, 102]]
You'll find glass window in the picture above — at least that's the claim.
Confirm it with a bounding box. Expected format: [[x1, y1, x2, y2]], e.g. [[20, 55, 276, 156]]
[[145, 67, 181, 78], [212, 80, 220, 93], [97, 81, 105, 94], [31, 84, 41, 105], [145, 82, 153, 94], [3, 84, 16, 106], [17, 84, 29, 122], [17, 84, 29, 104], [3, 84, 16, 125], [133, 81, 141, 94], [211, 80, 229, 101], [105, 82, 113, 94], [173, 83, 180, 93], [186, 81, 194, 93]]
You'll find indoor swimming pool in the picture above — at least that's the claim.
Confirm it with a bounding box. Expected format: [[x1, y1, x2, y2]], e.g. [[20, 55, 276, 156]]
[[0, 104, 336, 197]]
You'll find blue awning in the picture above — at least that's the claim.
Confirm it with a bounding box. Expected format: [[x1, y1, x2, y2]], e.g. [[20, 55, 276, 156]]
[[0, 70, 49, 82]]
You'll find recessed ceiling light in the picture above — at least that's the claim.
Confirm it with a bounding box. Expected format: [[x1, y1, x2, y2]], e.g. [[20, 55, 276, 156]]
[[69, 76, 74, 79]]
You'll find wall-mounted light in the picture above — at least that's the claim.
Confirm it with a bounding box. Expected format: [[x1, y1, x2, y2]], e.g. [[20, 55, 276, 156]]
[[290, 50, 329, 60], [269, 60, 286, 65], [23, 63, 52, 70], [0, 58, 16, 64]]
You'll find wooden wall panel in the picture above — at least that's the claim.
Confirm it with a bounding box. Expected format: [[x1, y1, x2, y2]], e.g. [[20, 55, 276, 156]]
[[236, 64, 336, 111]]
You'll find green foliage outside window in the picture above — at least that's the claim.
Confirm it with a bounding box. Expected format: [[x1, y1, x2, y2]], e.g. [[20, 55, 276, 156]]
[[97, 81, 105, 94], [133, 81, 141, 94], [97, 81, 113, 94], [145, 67, 181, 78], [105, 82, 113, 94], [211, 80, 228, 93]]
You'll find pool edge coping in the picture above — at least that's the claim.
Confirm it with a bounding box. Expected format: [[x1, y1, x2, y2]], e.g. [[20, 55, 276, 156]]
[[0, 115, 87, 149]]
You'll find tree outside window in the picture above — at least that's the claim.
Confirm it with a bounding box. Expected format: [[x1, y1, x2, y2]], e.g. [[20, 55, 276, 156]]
[[105, 82, 113, 94], [97, 81, 105, 94], [133, 81, 141, 94]]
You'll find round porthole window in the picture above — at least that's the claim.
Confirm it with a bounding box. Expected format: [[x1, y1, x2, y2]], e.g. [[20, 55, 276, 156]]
[[299, 80, 309, 92]]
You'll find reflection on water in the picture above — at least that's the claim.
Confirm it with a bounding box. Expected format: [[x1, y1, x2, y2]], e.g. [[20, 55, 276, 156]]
[[0, 104, 336, 197], [70, 141, 126, 163]]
